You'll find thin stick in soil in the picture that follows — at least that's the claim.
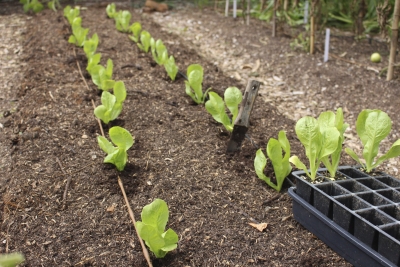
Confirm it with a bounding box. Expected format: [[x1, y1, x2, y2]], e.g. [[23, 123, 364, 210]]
[[118, 176, 153, 267]]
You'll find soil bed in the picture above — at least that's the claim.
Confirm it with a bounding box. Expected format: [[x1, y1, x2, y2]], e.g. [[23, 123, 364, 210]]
[[2, 3, 400, 267]]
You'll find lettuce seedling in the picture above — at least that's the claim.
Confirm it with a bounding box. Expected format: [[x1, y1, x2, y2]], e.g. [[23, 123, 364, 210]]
[[137, 30, 151, 53], [129, 22, 142, 43], [150, 38, 168, 65], [20, 0, 44, 13], [63, 5, 80, 25], [255, 131, 292, 192], [91, 59, 115, 91], [164, 55, 178, 81], [94, 81, 126, 124], [86, 53, 101, 76], [0, 253, 25, 267], [47, 0, 60, 12], [83, 33, 99, 58], [205, 87, 242, 132], [97, 126, 134, 171], [184, 64, 211, 104], [106, 3, 117, 19], [289, 116, 340, 181], [115, 10, 132, 33], [136, 199, 179, 258], [345, 109, 400, 173], [68, 17, 89, 47], [318, 108, 349, 178]]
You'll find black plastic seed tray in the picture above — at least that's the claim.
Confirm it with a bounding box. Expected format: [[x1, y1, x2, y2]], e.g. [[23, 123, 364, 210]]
[[289, 166, 400, 267]]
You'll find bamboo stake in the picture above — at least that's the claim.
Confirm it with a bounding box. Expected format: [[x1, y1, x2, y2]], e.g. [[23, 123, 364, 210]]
[[310, 15, 315, 54], [118, 177, 153, 267], [272, 0, 277, 37], [387, 0, 400, 81], [225, 0, 229, 16], [246, 0, 250, 25]]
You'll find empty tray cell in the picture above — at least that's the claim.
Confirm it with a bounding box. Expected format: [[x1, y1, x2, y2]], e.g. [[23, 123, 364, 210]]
[[377, 189, 400, 203], [376, 176, 400, 188], [379, 205, 400, 221], [354, 209, 394, 250], [356, 192, 391, 207], [336, 180, 369, 193], [357, 178, 388, 190], [379, 224, 400, 266], [338, 168, 369, 179], [332, 196, 370, 233], [315, 183, 349, 197]]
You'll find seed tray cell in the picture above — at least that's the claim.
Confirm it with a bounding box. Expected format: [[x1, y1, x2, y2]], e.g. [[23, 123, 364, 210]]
[[338, 167, 370, 179], [336, 179, 370, 193], [356, 192, 392, 207], [290, 166, 400, 266], [357, 178, 389, 190]]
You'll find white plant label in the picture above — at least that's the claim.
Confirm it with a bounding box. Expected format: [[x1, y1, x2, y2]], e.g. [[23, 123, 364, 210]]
[[324, 28, 330, 62]]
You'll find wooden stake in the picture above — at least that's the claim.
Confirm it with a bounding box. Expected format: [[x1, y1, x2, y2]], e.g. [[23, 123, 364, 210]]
[[246, 0, 250, 25], [118, 177, 153, 267], [310, 15, 315, 54], [225, 0, 229, 16], [272, 0, 277, 37], [387, 0, 400, 81]]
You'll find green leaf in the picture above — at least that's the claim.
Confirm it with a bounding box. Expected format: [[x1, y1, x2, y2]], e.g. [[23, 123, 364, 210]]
[[344, 147, 364, 168], [97, 136, 116, 154], [164, 56, 178, 81], [0, 253, 25, 267], [109, 126, 134, 151], [289, 155, 311, 178], [86, 53, 101, 75], [113, 81, 127, 103], [205, 92, 232, 132], [224, 87, 242, 123], [141, 199, 169, 233], [94, 105, 110, 124], [358, 110, 392, 171], [115, 10, 131, 32], [254, 148, 278, 190], [136, 199, 178, 258], [373, 139, 400, 169], [105, 59, 114, 78], [83, 33, 99, 58], [106, 3, 116, 19], [187, 64, 204, 103], [295, 116, 321, 179], [129, 22, 142, 43], [138, 31, 151, 53]]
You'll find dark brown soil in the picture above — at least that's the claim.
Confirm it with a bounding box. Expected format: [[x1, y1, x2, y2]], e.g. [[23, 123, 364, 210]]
[[2, 2, 400, 267]]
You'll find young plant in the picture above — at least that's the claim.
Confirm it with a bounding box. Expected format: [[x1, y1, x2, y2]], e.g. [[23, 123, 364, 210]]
[[47, 0, 60, 11], [94, 81, 126, 124], [184, 64, 211, 104], [345, 109, 400, 173], [254, 131, 292, 192], [205, 87, 242, 132], [68, 17, 89, 47], [289, 115, 340, 181], [91, 59, 115, 91], [106, 3, 117, 19], [137, 30, 151, 53], [150, 38, 168, 65], [318, 108, 349, 178], [0, 253, 25, 267], [164, 55, 178, 81], [129, 22, 142, 43], [20, 0, 44, 13], [97, 126, 134, 171], [83, 33, 99, 58], [114, 10, 132, 33], [136, 199, 179, 259], [86, 53, 101, 76], [63, 5, 80, 25]]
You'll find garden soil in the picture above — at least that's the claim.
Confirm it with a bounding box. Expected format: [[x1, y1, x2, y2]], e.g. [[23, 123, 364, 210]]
[[1, 2, 400, 266]]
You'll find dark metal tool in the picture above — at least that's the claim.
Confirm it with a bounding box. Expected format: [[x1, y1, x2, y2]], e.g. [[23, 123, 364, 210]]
[[226, 79, 260, 153]]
